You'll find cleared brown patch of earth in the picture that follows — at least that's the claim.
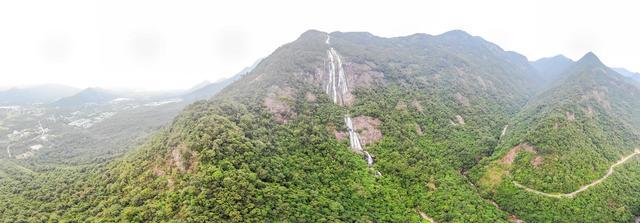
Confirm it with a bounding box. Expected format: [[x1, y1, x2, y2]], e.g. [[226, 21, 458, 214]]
[[168, 143, 198, 174], [501, 143, 537, 164], [413, 100, 423, 112], [454, 92, 470, 107], [352, 116, 382, 145], [341, 62, 385, 106], [416, 123, 424, 135], [305, 92, 317, 102], [531, 156, 544, 167], [264, 86, 296, 123], [566, 111, 576, 121], [454, 115, 465, 125]]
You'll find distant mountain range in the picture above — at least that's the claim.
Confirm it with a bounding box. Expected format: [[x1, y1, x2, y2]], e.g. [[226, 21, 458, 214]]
[[180, 58, 262, 101], [0, 84, 79, 105], [51, 88, 120, 107], [530, 55, 574, 83], [0, 60, 262, 107], [613, 67, 640, 82]]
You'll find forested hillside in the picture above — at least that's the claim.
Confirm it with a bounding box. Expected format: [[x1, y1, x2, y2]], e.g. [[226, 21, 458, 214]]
[[471, 52, 640, 222], [1, 30, 639, 223]]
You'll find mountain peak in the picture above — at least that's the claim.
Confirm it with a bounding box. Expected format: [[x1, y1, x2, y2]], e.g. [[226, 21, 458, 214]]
[[299, 29, 326, 38], [577, 52, 603, 66], [551, 54, 573, 62], [439, 29, 473, 38]]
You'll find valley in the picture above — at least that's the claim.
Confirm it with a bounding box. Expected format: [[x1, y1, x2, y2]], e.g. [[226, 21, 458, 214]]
[[0, 98, 186, 164], [4, 0, 640, 221], [0, 29, 639, 223]]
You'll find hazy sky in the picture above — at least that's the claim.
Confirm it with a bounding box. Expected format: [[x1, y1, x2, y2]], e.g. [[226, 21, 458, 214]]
[[1, 0, 638, 90]]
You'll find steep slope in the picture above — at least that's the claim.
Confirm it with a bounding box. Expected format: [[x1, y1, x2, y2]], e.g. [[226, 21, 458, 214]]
[[52, 88, 119, 107], [472, 52, 640, 222], [0, 84, 79, 105], [32, 29, 552, 222]]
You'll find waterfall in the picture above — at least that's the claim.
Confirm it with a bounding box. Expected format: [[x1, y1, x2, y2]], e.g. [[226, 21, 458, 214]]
[[325, 34, 377, 170]]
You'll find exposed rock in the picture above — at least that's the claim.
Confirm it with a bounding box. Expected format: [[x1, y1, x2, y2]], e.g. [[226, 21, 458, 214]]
[[531, 156, 544, 167], [15, 151, 34, 160], [305, 92, 317, 102], [352, 116, 382, 145], [475, 76, 490, 90], [413, 100, 424, 112], [168, 143, 198, 174], [416, 123, 424, 135], [152, 165, 165, 177], [581, 88, 611, 110], [171, 147, 186, 172], [501, 143, 537, 164], [334, 130, 348, 141], [264, 86, 296, 123], [455, 115, 465, 125], [454, 92, 470, 107], [395, 101, 407, 111], [584, 106, 595, 117], [344, 62, 385, 89], [426, 181, 437, 191], [566, 111, 576, 121], [154, 143, 199, 189], [508, 215, 525, 223]]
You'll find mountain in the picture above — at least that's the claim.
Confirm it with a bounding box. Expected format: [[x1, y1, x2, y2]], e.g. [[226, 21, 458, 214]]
[[613, 67, 638, 77], [531, 55, 574, 83], [52, 88, 119, 107], [30, 29, 549, 222], [186, 80, 212, 92], [613, 67, 640, 82], [181, 59, 262, 101], [2, 30, 640, 223], [472, 52, 640, 222], [0, 84, 79, 105]]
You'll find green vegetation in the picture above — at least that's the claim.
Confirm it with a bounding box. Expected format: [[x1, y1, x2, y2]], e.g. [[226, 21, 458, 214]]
[[1, 30, 639, 223], [470, 53, 640, 222]]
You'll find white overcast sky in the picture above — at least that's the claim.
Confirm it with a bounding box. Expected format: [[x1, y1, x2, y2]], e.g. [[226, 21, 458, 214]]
[[0, 0, 638, 90]]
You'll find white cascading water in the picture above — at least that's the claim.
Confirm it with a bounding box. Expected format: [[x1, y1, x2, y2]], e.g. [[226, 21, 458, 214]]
[[326, 49, 337, 103], [500, 125, 508, 138], [326, 34, 375, 168]]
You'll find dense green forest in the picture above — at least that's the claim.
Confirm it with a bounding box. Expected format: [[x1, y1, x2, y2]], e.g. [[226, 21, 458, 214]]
[[1, 30, 639, 222]]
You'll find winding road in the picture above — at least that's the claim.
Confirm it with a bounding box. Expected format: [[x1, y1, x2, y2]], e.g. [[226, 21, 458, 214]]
[[417, 210, 436, 223], [514, 149, 640, 198]]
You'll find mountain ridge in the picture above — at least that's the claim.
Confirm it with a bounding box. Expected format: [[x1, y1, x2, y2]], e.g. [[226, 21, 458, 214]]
[[2, 29, 640, 223]]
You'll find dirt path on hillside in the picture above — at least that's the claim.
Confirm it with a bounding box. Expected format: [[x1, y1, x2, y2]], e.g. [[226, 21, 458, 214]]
[[417, 209, 436, 223], [514, 149, 640, 198]]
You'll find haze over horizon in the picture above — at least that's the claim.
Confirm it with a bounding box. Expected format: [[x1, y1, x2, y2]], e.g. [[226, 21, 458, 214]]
[[1, 0, 639, 90]]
